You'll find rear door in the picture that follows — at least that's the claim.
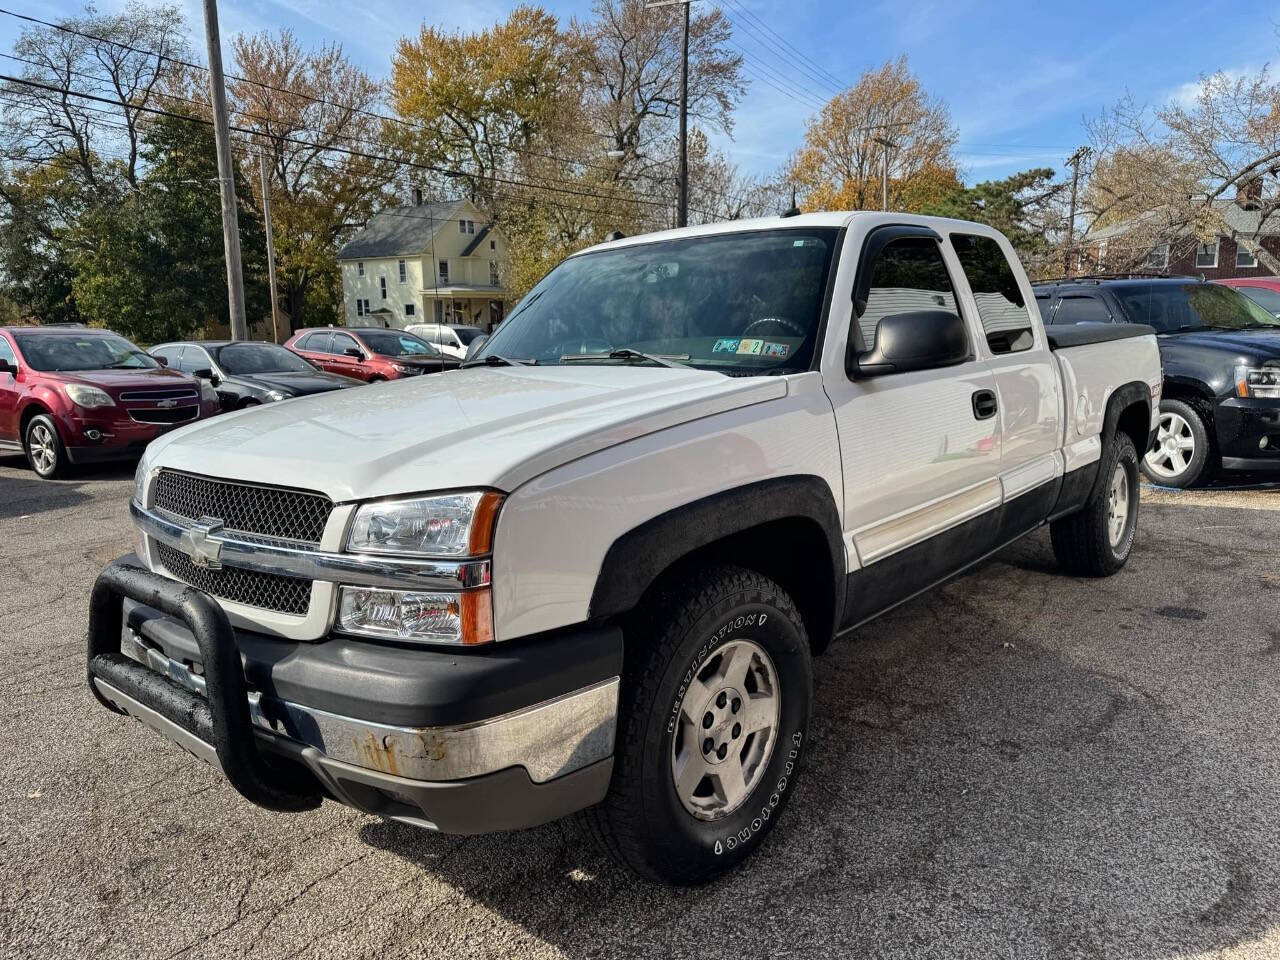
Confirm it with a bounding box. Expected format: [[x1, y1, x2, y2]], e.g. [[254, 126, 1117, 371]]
[[949, 232, 1064, 523], [328, 332, 367, 380], [295, 333, 336, 373], [823, 223, 1004, 625]]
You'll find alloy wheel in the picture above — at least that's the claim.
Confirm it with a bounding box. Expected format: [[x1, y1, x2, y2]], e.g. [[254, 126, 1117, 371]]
[[28, 422, 57, 475], [1107, 462, 1130, 548], [1144, 411, 1195, 480], [670, 638, 779, 821]]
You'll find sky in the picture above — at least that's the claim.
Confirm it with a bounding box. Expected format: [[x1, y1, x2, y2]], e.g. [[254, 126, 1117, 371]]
[[4, 0, 1280, 187]]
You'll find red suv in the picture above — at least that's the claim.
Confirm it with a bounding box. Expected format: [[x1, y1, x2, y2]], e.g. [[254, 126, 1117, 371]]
[[0, 326, 219, 479], [285, 327, 461, 382]]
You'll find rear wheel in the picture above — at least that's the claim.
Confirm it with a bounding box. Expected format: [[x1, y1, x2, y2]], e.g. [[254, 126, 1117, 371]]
[[1051, 432, 1140, 577], [24, 414, 68, 479], [1140, 398, 1211, 488], [582, 565, 812, 885]]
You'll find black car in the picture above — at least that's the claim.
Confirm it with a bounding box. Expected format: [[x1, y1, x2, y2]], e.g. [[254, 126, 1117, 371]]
[[1033, 276, 1280, 486], [149, 340, 360, 411]]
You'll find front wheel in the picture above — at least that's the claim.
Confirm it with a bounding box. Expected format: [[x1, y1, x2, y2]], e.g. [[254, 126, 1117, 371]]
[[1140, 398, 1211, 488], [24, 414, 68, 479], [1051, 432, 1140, 577], [582, 565, 812, 885]]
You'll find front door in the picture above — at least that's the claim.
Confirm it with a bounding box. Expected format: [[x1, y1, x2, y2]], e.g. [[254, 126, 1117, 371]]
[[0, 335, 19, 446], [328, 332, 368, 380], [822, 224, 1004, 627]]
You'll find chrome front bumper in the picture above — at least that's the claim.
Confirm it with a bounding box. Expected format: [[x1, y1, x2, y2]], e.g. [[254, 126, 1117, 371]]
[[116, 624, 619, 785]]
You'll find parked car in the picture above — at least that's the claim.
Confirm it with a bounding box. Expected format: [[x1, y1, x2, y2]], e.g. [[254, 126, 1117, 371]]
[[1216, 276, 1280, 317], [0, 326, 218, 479], [284, 327, 460, 381], [149, 340, 359, 411], [403, 322, 487, 360], [87, 213, 1160, 885], [1034, 276, 1280, 486]]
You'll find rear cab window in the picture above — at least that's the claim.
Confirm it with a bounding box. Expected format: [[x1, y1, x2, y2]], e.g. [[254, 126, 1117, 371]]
[[950, 233, 1035, 353]]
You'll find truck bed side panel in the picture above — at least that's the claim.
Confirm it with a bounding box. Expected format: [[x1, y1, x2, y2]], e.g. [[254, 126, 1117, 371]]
[[1052, 335, 1162, 472]]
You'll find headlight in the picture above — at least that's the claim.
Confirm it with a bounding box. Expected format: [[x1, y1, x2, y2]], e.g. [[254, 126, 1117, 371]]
[[265, 389, 289, 402], [64, 384, 115, 408], [346, 492, 502, 557], [1235, 364, 1280, 399], [337, 586, 493, 645], [391, 363, 416, 375]]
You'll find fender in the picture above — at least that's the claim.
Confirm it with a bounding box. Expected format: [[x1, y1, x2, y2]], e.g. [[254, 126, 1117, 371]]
[[1051, 379, 1150, 519], [588, 475, 845, 635]]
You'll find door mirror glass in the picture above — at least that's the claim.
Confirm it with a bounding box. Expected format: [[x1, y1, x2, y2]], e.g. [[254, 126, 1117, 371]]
[[464, 334, 488, 360], [854, 310, 969, 378]]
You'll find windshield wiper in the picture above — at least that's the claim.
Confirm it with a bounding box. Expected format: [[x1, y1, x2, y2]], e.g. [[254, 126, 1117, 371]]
[[461, 354, 536, 368], [560, 348, 690, 368]]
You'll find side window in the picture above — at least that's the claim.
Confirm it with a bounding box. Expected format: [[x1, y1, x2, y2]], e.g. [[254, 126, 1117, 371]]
[[950, 233, 1035, 354], [1035, 294, 1055, 323], [295, 334, 313, 351], [305, 333, 333, 354], [1054, 295, 1112, 324], [184, 347, 211, 373], [332, 333, 360, 356], [0, 335, 18, 366], [150, 345, 179, 367], [857, 236, 960, 351]]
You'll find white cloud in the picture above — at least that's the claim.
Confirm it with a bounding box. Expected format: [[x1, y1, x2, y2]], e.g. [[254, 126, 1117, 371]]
[[1165, 65, 1258, 109]]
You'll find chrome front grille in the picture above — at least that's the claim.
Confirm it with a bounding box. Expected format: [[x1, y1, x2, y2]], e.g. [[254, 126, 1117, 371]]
[[156, 542, 312, 615], [119, 388, 199, 402], [151, 470, 332, 544]]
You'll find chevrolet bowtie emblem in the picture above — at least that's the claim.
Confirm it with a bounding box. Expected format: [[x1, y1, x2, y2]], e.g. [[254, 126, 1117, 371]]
[[180, 517, 225, 569], [156, 399, 178, 408]]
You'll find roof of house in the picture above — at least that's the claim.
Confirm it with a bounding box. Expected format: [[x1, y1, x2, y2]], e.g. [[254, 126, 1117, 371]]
[[461, 223, 492, 256], [1089, 198, 1280, 242], [335, 200, 464, 261]]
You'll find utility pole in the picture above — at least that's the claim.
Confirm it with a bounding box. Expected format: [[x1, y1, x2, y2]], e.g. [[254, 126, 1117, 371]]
[[202, 0, 247, 340], [646, 0, 696, 227], [1064, 146, 1091, 276], [874, 136, 896, 211], [259, 151, 283, 344]]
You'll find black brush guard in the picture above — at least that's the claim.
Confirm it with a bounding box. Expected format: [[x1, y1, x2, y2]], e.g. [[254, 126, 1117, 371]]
[[87, 558, 321, 812]]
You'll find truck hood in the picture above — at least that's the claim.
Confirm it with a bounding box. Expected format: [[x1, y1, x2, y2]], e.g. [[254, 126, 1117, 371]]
[[1162, 328, 1280, 360], [146, 365, 787, 501]]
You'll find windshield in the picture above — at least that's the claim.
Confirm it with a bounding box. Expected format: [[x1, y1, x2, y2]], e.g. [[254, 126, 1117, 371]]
[[474, 228, 840, 373], [453, 326, 485, 345], [1114, 283, 1280, 333], [215, 343, 315, 375], [359, 331, 442, 357], [15, 333, 158, 372]]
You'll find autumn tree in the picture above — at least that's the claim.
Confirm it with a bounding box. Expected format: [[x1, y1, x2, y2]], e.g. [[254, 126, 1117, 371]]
[[787, 56, 958, 213], [1082, 69, 1280, 273], [230, 30, 400, 327]]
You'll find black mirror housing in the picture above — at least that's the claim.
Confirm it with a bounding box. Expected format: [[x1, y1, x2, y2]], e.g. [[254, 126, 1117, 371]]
[[344, 348, 363, 359], [851, 310, 969, 378], [154, 355, 168, 367], [0, 358, 13, 375]]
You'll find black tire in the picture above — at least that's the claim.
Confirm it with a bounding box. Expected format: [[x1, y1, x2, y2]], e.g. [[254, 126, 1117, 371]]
[[1051, 432, 1140, 577], [24, 413, 68, 479], [582, 565, 813, 885], [240, 399, 261, 409], [1138, 398, 1213, 488], [367, 376, 386, 383]]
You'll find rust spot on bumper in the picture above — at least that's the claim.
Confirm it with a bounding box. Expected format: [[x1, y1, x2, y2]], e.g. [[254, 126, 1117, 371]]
[[352, 732, 400, 776]]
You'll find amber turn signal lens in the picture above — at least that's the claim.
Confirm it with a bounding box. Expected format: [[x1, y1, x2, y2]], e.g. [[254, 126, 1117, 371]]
[[468, 492, 504, 555], [460, 588, 494, 645]]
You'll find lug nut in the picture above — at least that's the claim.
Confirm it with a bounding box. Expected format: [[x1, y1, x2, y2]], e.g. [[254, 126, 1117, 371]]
[[702, 712, 714, 729], [703, 738, 713, 755], [731, 697, 741, 713], [716, 691, 727, 708], [717, 744, 728, 760], [732, 723, 741, 738]]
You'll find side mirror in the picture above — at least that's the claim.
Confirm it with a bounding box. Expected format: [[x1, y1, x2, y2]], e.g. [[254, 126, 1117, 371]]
[[344, 347, 364, 359], [850, 310, 969, 378], [0, 358, 14, 375], [154, 355, 169, 367], [192, 367, 220, 385], [464, 335, 489, 361]]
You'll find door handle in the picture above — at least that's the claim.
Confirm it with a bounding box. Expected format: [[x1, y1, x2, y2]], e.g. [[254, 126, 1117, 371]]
[[972, 389, 998, 420]]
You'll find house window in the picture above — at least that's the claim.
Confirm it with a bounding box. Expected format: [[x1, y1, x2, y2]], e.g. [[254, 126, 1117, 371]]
[[356, 299, 365, 318], [405, 303, 416, 316], [379, 276, 387, 299], [490, 240, 496, 250], [1096, 239, 1108, 270], [1146, 243, 1170, 271], [434, 300, 443, 322], [459, 219, 475, 235], [489, 260, 500, 286], [357, 261, 364, 276], [1195, 239, 1219, 269], [439, 260, 449, 283], [398, 259, 407, 283], [1237, 245, 1258, 268]]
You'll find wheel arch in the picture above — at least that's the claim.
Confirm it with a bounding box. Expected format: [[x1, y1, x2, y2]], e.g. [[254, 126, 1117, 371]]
[[588, 475, 846, 655], [1105, 380, 1153, 455], [18, 398, 58, 440]]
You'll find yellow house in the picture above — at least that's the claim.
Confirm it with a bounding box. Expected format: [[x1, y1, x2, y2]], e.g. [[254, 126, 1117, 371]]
[[336, 198, 509, 331]]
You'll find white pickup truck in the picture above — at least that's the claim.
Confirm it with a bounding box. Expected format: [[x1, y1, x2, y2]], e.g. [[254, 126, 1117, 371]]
[[87, 213, 1162, 884]]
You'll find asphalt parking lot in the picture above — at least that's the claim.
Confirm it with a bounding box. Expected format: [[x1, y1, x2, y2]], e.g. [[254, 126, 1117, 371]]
[[1, 457, 1278, 960]]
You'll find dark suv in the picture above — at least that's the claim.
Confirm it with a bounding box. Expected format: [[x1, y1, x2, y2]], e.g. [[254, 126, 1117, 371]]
[[1034, 276, 1280, 486]]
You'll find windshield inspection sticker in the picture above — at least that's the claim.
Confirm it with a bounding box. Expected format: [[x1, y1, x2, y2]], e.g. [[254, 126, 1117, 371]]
[[762, 342, 790, 358], [737, 338, 764, 355], [713, 338, 741, 354]]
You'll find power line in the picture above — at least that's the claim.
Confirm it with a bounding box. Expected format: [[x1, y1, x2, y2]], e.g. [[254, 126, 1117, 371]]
[[710, 0, 843, 100], [716, 0, 847, 92]]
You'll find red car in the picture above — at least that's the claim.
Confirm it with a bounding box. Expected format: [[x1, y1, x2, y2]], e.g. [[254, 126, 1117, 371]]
[[1215, 276, 1280, 317], [0, 326, 219, 479], [284, 327, 461, 382]]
